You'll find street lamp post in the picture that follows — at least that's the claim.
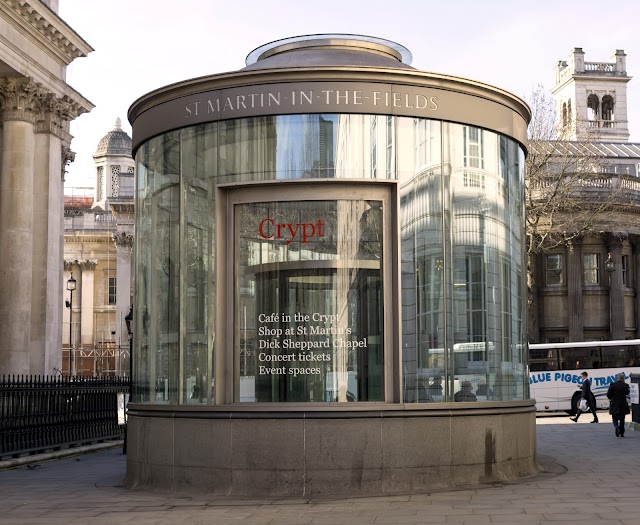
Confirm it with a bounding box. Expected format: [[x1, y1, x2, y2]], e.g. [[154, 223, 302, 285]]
[[123, 304, 133, 455], [125, 305, 133, 379], [605, 253, 615, 338], [66, 273, 77, 376]]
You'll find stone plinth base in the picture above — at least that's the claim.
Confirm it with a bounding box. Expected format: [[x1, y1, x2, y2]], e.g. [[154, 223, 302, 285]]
[[126, 401, 538, 497]]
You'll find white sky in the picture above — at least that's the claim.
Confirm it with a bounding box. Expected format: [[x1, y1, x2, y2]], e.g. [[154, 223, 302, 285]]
[[58, 0, 640, 189]]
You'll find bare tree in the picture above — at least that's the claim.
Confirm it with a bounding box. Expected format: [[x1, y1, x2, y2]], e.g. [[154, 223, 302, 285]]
[[526, 86, 618, 252], [525, 85, 626, 339]]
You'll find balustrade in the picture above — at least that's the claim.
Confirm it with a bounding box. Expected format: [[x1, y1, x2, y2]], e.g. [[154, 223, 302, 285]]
[[584, 61, 615, 73]]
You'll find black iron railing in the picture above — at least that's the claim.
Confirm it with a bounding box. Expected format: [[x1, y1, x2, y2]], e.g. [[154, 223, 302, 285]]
[[0, 375, 129, 459]]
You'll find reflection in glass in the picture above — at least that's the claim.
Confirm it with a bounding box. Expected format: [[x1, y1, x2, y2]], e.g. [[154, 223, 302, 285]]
[[133, 113, 528, 405], [235, 200, 383, 402], [448, 125, 527, 402], [399, 118, 446, 402]]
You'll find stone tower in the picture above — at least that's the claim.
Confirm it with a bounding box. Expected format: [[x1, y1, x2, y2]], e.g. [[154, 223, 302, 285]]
[[93, 118, 134, 358], [93, 118, 135, 211], [552, 48, 631, 141]]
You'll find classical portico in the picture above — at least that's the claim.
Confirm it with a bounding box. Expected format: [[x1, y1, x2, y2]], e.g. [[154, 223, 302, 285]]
[[0, 1, 93, 375]]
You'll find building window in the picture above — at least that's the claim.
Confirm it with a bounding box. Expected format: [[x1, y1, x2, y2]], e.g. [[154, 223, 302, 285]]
[[370, 117, 377, 178], [583, 254, 600, 285], [622, 254, 629, 286], [545, 254, 563, 286], [601, 95, 614, 127], [453, 254, 485, 343], [587, 94, 599, 127], [110, 165, 120, 197], [108, 277, 117, 305], [97, 166, 104, 201], [463, 126, 484, 169]]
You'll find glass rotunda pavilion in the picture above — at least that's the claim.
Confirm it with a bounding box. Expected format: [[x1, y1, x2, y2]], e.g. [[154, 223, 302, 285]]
[[127, 34, 535, 496]]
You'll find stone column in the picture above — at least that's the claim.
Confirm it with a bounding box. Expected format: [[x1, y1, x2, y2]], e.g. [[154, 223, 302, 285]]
[[0, 78, 43, 374], [79, 260, 97, 353], [57, 148, 74, 372], [113, 231, 133, 368], [607, 237, 625, 340], [32, 94, 70, 374], [631, 237, 640, 338], [567, 238, 584, 341]]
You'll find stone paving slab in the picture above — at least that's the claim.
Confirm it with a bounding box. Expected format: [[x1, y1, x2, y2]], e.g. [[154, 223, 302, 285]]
[[0, 416, 639, 524]]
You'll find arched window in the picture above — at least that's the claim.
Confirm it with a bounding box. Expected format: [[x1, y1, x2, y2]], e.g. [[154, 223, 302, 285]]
[[567, 99, 572, 127], [562, 102, 567, 128], [601, 95, 614, 128], [587, 94, 599, 127]]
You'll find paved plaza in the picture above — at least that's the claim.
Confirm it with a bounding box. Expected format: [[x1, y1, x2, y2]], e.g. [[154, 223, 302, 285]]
[[0, 415, 639, 524]]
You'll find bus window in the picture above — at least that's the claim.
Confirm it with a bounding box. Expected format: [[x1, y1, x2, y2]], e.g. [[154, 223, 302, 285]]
[[529, 348, 558, 371], [558, 348, 601, 370], [600, 345, 638, 368]]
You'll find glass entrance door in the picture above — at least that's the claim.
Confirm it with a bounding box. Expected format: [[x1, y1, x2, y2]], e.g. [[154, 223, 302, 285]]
[[232, 191, 389, 402]]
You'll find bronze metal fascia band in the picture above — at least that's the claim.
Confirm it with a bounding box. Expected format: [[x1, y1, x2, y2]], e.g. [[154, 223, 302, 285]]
[[129, 71, 530, 156], [128, 67, 530, 122]]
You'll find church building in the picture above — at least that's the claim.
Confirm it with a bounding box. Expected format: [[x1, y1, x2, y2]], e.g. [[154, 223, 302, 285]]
[[0, 0, 93, 375], [530, 48, 640, 344]]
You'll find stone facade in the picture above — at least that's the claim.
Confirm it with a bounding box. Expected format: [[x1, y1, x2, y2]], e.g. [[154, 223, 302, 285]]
[[63, 120, 134, 376], [531, 48, 640, 343], [0, 1, 93, 375]]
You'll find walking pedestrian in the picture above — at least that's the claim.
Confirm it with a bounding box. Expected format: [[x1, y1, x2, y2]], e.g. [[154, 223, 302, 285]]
[[606, 373, 630, 437], [570, 371, 599, 423]]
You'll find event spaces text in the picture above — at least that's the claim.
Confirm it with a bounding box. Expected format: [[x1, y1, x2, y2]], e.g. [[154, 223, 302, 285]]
[[257, 311, 366, 377]]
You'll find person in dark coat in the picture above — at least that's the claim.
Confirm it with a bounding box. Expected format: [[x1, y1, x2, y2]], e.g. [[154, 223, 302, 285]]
[[454, 381, 477, 402], [571, 371, 599, 423], [607, 373, 630, 437]]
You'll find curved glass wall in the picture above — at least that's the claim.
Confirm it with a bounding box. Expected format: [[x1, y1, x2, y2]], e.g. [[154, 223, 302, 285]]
[[133, 114, 528, 404]]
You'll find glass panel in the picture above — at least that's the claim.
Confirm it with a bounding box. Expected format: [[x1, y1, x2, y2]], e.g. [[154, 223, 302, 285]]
[[235, 199, 383, 402], [449, 124, 527, 402], [181, 126, 212, 404], [215, 114, 395, 183], [133, 131, 181, 403], [398, 118, 445, 403]]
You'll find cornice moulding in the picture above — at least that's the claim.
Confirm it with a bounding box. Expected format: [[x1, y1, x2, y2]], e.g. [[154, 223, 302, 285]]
[[1, 0, 93, 65]]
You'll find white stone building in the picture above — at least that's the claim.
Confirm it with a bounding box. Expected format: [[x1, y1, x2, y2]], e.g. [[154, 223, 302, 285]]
[[0, 0, 93, 375], [63, 119, 134, 376]]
